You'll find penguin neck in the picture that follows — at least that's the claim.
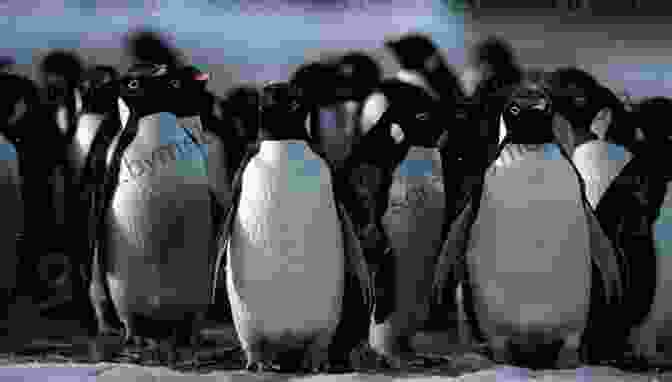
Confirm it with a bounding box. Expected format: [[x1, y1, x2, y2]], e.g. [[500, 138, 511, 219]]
[[258, 140, 309, 162]]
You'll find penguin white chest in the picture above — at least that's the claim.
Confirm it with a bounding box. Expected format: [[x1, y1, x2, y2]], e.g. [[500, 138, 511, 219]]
[[572, 141, 632, 209], [227, 141, 345, 339], [72, 113, 104, 183], [106, 113, 212, 316], [469, 144, 591, 335]]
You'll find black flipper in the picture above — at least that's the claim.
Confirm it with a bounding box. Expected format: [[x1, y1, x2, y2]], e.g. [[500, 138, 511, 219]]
[[432, 136, 626, 346], [210, 144, 259, 305], [87, 111, 142, 335]]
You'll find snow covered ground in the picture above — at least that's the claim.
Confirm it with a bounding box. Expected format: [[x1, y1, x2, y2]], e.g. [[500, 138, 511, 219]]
[[0, 318, 668, 382]]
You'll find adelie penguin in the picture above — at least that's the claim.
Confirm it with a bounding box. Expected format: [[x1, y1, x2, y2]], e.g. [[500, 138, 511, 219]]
[[339, 57, 450, 367], [211, 81, 373, 373], [549, 69, 657, 367], [298, 52, 381, 172], [620, 97, 672, 368], [0, 73, 29, 334], [432, 78, 625, 370], [87, 63, 218, 363], [384, 33, 469, 333]]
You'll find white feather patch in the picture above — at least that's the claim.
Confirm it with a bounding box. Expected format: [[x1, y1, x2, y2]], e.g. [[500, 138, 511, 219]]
[[228, 141, 344, 343]]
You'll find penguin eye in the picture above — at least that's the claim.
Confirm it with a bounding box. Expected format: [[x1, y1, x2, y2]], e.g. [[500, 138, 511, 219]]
[[170, 79, 181, 89], [510, 105, 520, 115], [128, 80, 139, 89], [416, 112, 430, 121]]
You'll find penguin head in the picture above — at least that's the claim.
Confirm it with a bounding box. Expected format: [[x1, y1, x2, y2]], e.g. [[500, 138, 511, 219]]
[[224, 85, 261, 142], [550, 67, 606, 138], [291, 60, 341, 107], [501, 80, 555, 145], [118, 63, 208, 119], [80, 65, 120, 114], [334, 52, 382, 102], [39, 50, 84, 105], [258, 81, 309, 141], [385, 33, 439, 73], [124, 28, 183, 69], [470, 36, 520, 87], [636, 97, 672, 145], [0, 73, 41, 143]]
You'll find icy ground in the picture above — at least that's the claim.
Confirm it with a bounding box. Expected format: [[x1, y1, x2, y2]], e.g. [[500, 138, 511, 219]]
[[1, 308, 669, 382]]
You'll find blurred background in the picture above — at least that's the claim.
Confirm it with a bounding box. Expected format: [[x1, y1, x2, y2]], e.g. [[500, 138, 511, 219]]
[[0, 0, 670, 102]]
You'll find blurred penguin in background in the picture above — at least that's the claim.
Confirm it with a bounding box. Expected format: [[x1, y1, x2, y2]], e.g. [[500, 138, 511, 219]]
[[302, 51, 382, 172], [0, 73, 43, 309], [384, 33, 467, 332], [124, 28, 184, 70], [619, 97, 672, 367], [0, 57, 15, 74], [466, 36, 523, 170], [222, 85, 261, 178], [37, 50, 89, 314]]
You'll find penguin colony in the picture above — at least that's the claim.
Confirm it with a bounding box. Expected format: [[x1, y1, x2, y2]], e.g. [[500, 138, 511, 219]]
[[1, 30, 672, 373]]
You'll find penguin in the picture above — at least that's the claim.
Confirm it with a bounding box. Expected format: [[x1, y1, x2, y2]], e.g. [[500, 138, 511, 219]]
[[222, 85, 261, 178], [299, 53, 381, 173], [73, 65, 121, 191], [37, 51, 86, 312], [210, 81, 373, 373], [65, 65, 124, 335], [432, 78, 625, 370], [623, 97, 672, 367], [0, 73, 29, 331], [560, 82, 649, 365], [87, 63, 216, 362], [338, 66, 449, 368], [289, 58, 383, 372], [4, 74, 59, 309], [384, 33, 468, 333]]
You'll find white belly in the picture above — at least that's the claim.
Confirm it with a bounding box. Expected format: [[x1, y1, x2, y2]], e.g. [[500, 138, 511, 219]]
[[470, 144, 591, 338], [0, 134, 22, 293], [105, 113, 213, 320], [227, 141, 344, 345], [572, 141, 633, 209], [71, 113, 104, 185], [378, 146, 445, 326], [630, 182, 672, 356]]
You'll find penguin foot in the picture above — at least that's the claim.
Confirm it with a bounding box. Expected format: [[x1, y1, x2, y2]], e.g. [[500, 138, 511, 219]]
[[301, 347, 330, 373], [246, 361, 273, 373], [88, 334, 124, 362], [373, 353, 410, 370], [325, 357, 354, 373], [556, 347, 581, 369]]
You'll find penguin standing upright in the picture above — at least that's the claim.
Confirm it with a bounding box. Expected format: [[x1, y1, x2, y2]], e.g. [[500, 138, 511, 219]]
[[36, 51, 88, 316], [87, 63, 215, 362], [211, 81, 373, 373], [624, 97, 672, 366], [67, 65, 124, 335], [384, 33, 468, 332], [340, 61, 449, 367], [433, 79, 624, 370], [0, 73, 29, 331], [556, 79, 647, 364]]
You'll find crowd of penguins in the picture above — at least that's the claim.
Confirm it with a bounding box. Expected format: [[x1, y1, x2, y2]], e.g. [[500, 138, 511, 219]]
[[1, 29, 672, 374]]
